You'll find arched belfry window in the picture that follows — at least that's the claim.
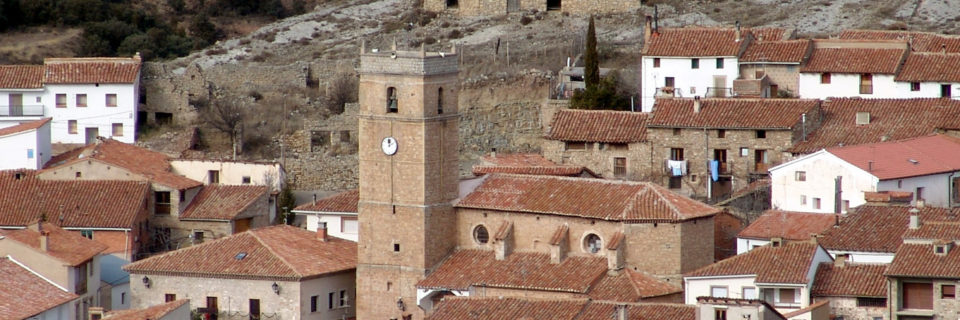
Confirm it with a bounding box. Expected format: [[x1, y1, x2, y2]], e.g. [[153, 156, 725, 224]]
[[386, 87, 398, 113], [437, 87, 444, 114]]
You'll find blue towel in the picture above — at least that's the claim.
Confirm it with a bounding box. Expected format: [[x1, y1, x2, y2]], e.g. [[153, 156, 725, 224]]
[[672, 167, 682, 176], [710, 160, 719, 181]]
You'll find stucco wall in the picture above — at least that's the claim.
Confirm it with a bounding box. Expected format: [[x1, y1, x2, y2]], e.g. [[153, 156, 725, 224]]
[[44, 83, 137, 144], [770, 151, 878, 213], [0, 125, 46, 170], [798, 73, 898, 100], [641, 56, 740, 112]]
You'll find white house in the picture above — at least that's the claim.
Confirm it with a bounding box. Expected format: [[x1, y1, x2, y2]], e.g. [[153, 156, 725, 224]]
[[797, 40, 907, 100], [297, 190, 359, 242], [0, 55, 141, 145], [0, 117, 51, 170], [125, 225, 357, 320], [684, 241, 833, 315], [0, 256, 78, 320], [893, 52, 960, 98], [736, 210, 838, 255], [771, 134, 960, 213]]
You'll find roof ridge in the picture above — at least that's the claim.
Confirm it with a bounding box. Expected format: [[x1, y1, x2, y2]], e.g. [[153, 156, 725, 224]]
[[250, 227, 304, 277], [644, 185, 682, 219]]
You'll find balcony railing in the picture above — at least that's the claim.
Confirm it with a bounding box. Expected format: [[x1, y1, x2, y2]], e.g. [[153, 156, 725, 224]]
[[705, 87, 734, 98], [656, 87, 682, 98], [0, 105, 44, 117], [717, 161, 731, 175]]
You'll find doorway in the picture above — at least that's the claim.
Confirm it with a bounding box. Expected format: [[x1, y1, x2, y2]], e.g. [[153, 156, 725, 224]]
[[85, 127, 99, 145], [249, 299, 260, 320], [713, 75, 727, 97], [8, 94, 21, 116]]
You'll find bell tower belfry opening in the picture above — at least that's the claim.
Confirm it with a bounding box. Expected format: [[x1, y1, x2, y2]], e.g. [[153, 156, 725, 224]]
[[355, 43, 460, 320]]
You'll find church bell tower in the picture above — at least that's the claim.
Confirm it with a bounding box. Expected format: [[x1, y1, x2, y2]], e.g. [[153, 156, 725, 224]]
[[355, 44, 460, 319]]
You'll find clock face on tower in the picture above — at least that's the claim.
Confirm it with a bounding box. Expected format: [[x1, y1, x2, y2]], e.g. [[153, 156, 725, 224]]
[[381, 137, 398, 155]]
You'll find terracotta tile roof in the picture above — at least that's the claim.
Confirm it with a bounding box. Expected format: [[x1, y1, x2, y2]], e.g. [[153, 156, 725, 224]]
[[811, 262, 887, 298], [781, 300, 829, 319], [480, 153, 558, 166], [45, 139, 202, 190], [887, 243, 960, 278], [749, 28, 790, 41], [895, 52, 960, 82], [472, 153, 596, 177], [644, 27, 748, 57], [685, 241, 821, 284], [43, 57, 141, 84], [741, 40, 811, 63], [800, 47, 906, 74], [0, 170, 149, 228], [576, 301, 696, 320], [827, 134, 960, 180], [818, 205, 959, 253], [417, 250, 608, 292], [0, 118, 51, 138], [547, 109, 649, 143], [124, 225, 356, 280], [105, 299, 188, 319], [0, 65, 43, 88], [293, 189, 359, 213], [179, 185, 268, 221], [789, 98, 960, 154], [427, 297, 587, 320], [456, 174, 719, 222], [903, 221, 960, 241], [717, 179, 770, 206], [0, 222, 107, 266], [839, 30, 960, 53], [738, 210, 838, 241], [587, 269, 682, 301], [649, 98, 819, 129], [0, 257, 78, 319]]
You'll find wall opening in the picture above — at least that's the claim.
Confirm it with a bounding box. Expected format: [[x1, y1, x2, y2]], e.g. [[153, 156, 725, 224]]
[[547, 0, 561, 10]]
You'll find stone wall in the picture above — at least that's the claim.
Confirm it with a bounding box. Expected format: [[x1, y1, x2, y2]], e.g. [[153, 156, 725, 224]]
[[424, 0, 641, 16], [740, 64, 802, 97], [542, 140, 653, 180], [813, 296, 886, 320]]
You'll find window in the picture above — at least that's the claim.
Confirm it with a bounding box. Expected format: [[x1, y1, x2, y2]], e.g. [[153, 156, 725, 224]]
[[81, 230, 93, 239], [242, 176, 251, 184], [473, 224, 489, 244], [653, 58, 660, 68], [670, 148, 685, 161], [673, 128, 681, 136], [342, 217, 358, 234], [756, 130, 766, 139], [801, 195, 807, 205], [860, 74, 873, 94], [795, 171, 806, 181], [56, 94, 66, 108], [155, 191, 171, 215], [665, 77, 675, 88], [437, 87, 444, 114], [565, 142, 587, 150], [711, 286, 728, 298], [193, 231, 204, 242], [339, 290, 348, 307], [911, 82, 920, 91], [311, 296, 318, 312], [106, 94, 117, 107], [386, 87, 398, 113], [76, 94, 87, 107], [27, 149, 33, 159], [779, 288, 796, 304], [165, 294, 176, 302], [714, 309, 727, 320], [583, 233, 602, 254], [813, 197, 821, 209], [716, 58, 724, 69], [75, 171, 81, 179], [943, 285, 956, 299], [691, 58, 700, 69], [821, 73, 831, 84], [208, 170, 220, 184], [613, 157, 627, 178], [121, 292, 126, 304], [856, 297, 886, 307], [902, 282, 933, 310], [717, 129, 725, 138], [942, 84, 952, 98], [112, 123, 123, 137], [68, 120, 77, 134], [328, 292, 335, 309], [916, 187, 925, 202], [754, 149, 769, 172], [742, 287, 757, 299], [393, 243, 400, 252]]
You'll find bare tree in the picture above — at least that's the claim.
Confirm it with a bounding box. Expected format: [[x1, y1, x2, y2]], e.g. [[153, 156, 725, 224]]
[[201, 100, 246, 158], [325, 73, 358, 114]]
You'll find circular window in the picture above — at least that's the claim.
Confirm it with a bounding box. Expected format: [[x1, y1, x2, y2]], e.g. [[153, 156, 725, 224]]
[[473, 225, 489, 244], [583, 233, 602, 254]]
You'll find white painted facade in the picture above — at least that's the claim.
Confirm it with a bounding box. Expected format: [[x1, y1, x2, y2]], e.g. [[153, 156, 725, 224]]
[[770, 150, 878, 213], [0, 89, 45, 120], [111, 282, 131, 310], [826, 250, 894, 264], [304, 213, 359, 242], [43, 83, 138, 144], [894, 81, 960, 99], [0, 119, 51, 170], [797, 73, 898, 99], [169, 159, 285, 192], [641, 56, 739, 112], [23, 301, 75, 320], [877, 172, 956, 208], [737, 238, 772, 255]]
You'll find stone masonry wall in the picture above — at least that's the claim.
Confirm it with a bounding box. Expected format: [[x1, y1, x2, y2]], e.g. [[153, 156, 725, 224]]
[[424, 0, 641, 16], [542, 140, 653, 180], [813, 297, 886, 320], [740, 65, 802, 97]]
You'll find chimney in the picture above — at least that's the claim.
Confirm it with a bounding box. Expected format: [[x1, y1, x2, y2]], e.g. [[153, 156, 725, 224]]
[[735, 21, 742, 42], [810, 233, 819, 245], [770, 237, 783, 247], [693, 96, 701, 113], [39, 231, 49, 252], [317, 222, 328, 241], [644, 16, 653, 43], [909, 208, 920, 230], [834, 254, 848, 267], [615, 304, 628, 320], [606, 233, 625, 272], [313, 194, 317, 206]]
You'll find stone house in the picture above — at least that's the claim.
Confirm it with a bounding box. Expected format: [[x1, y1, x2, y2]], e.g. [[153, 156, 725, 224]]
[[885, 220, 960, 319], [646, 98, 822, 200], [736, 39, 810, 97], [0, 256, 79, 320], [797, 39, 908, 100], [94, 299, 190, 320], [298, 189, 360, 242], [542, 109, 650, 180], [0, 118, 51, 170], [736, 210, 839, 255], [0, 222, 107, 320], [0, 55, 142, 144], [124, 225, 357, 320], [423, 0, 640, 17], [683, 241, 833, 315], [810, 260, 888, 320]]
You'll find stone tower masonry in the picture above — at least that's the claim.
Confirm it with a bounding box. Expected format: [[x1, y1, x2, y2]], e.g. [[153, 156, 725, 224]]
[[355, 45, 460, 320]]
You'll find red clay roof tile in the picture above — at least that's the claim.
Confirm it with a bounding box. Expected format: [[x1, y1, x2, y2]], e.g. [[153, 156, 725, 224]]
[[124, 225, 356, 280], [819, 205, 960, 253], [827, 134, 960, 180], [649, 98, 819, 129], [895, 53, 960, 82], [741, 40, 811, 63], [179, 185, 268, 221], [0, 170, 149, 228], [789, 98, 960, 154], [294, 189, 359, 213], [472, 153, 595, 177], [576, 301, 696, 320], [903, 221, 960, 242], [0, 65, 43, 88], [0, 223, 107, 266], [587, 269, 682, 301], [685, 241, 821, 284], [0, 118, 50, 138], [456, 174, 719, 222], [0, 257, 78, 319], [417, 250, 608, 293], [428, 297, 587, 320], [738, 210, 838, 241], [45, 139, 202, 190], [839, 30, 960, 53], [887, 243, 960, 278], [480, 153, 558, 166], [811, 262, 887, 297], [801, 47, 906, 74], [547, 109, 649, 143], [644, 28, 748, 57], [43, 57, 141, 84], [104, 299, 188, 319]]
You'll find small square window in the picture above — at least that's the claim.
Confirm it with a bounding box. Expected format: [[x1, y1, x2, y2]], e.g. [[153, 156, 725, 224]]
[[821, 73, 831, 84], [76, 94, 87, 107], [673, 128, 681, 136], [911, 82, 921, 91], [943, 285, 956, 299], [795, 171, 806, 181], [56, 94, 67, 108], [717, 129, 726, 138], [756, 130, 766, 139], [393, 243, 400, 252], [194, 231, 204, 242], [716, 58, 724, 69], [692, 58, 700, 69], [106, 94, 118, 107], [653, 58, 660, 68], [813, 198, 822, 209], [208, 170, 220, 184], [242, 176, 251, 184], [68, 120, 77, 134], [112, 123, 123, 137], [75, 171, 82, 178]]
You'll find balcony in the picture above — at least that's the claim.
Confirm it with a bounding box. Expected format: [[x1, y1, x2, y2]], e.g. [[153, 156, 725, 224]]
[[716, 161, 732, 175], [664, 159, 688, 176], [705, 87, 734, 98], [0, 105, 43, 117], [656, 87, 682, 98]]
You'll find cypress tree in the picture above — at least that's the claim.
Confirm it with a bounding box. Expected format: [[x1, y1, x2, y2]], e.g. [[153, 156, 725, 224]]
[[583, 15, 599, 90]]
